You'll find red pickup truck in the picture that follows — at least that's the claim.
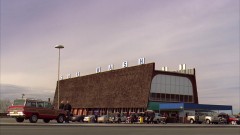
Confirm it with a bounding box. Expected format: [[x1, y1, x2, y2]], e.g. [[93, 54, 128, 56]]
[[7, 98, 66, 123]]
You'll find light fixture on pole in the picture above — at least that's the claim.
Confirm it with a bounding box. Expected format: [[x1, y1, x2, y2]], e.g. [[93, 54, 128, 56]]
[[55, 45, 64, 109]]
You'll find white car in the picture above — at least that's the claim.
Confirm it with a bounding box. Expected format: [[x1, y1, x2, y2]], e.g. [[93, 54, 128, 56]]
[[83, 115, 95, 123]]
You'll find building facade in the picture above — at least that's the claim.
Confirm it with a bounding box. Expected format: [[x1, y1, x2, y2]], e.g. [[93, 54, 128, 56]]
[[53, 63, 199, 116]]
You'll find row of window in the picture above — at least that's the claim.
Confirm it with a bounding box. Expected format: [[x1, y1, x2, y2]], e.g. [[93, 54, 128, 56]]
[[151, 85, 193, 95], [152, 74, 192, 85], [149, 93, 193, 103], [25, 101, 52, 108], [151, 74, 193, 96]]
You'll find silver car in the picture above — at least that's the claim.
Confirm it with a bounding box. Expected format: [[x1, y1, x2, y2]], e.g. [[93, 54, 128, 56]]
[[109, 113, 127, 123], [205, 112, 218, 124], [97, 115, 109, 123]]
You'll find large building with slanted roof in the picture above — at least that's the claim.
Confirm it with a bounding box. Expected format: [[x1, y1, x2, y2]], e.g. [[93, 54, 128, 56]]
[[53, 62, 232, 122]]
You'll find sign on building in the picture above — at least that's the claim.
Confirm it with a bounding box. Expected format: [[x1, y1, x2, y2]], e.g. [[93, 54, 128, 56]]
[[122, 61, 128, 68], [138, 58, 145, 65], [96, 67, 101, 73], [76, 72, 80, 77], [108, 64, 114, 71], [67, 74, 71, 79]]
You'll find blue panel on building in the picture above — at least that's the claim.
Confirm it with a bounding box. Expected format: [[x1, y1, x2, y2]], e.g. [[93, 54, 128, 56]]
[[159, 103, 184, 110], [158, 102, 232, 111], [184, 103, 232, 110]]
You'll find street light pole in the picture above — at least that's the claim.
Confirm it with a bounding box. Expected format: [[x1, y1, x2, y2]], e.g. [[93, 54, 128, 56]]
[[55, 45, 64, 109]]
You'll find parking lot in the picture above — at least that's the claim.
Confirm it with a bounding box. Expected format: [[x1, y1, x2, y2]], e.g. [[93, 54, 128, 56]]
[[1, 118, 239, 135], [1, 118, 239, 127]]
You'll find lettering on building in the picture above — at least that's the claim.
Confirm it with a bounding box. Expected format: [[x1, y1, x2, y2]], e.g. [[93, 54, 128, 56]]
[[63, 58, 147, 80], [122, 61, 128, 68], [108, 64, 114, 71], [67, 74, 71, 79], [138, 58, 145, 65], [76, 72, 80, 77], [96, 67, 101, 73]]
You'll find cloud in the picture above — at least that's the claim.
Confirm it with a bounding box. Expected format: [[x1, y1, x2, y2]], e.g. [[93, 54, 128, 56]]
[[1, 0, 239, 114], [0, 84, 54, 101]]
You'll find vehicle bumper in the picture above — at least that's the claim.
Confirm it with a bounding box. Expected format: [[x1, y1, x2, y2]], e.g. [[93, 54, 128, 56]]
[[7, 112, 25, 117], [83, 118, 90, 122]]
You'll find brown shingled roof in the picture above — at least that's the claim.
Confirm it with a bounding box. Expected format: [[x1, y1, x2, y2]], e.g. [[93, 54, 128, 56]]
[[53, 63, 155, 109]]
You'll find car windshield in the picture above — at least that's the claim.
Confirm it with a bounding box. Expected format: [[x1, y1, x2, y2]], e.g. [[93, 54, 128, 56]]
[[13, 99, 25, 105]]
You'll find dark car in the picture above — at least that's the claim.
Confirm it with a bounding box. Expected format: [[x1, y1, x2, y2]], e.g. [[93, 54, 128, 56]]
[[126, 112, 138, 123], [71, 115, 85, 122]]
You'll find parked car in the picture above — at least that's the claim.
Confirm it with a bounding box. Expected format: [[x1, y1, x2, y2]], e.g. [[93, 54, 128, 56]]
[[218, 113, 239, 125], [228, 115, 239, 125], [144, 111, 166, 124], [83, 115, 95, 123], [71, 115, 85, 122], [126, 112, 138, 123], [205, 112, 227, 124], [97, 115, 109, 123], [7, 98, 66, 123], [153, 113, 166, 124], [187, 112, 206, 124], [117, 113, 127, 123], [236, 115, 240, 125], [109, 113, 127, 123]]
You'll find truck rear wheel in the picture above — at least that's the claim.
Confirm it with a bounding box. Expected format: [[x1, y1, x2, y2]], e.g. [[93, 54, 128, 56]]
[[16, 117, 24, 122], [29, 114, 38, 123]]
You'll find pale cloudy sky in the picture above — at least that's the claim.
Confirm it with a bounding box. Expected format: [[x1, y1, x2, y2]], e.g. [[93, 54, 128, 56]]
[[1, 0, 239, 113]]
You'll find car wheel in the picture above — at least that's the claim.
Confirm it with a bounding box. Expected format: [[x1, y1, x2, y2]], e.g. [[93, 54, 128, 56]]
[[43, 119, 50, 123], [206, 119, 211, 124], [29, 114, 38, 123], [57, 115, 65, 123], [16, 117, 24, 123], [190, 119, 194, 124], [231, 121, 236, 125]]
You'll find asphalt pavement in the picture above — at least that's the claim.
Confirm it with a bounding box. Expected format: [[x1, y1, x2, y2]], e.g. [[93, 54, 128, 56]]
[[1, 125, 240, 135], [0, 118, 239, 135]]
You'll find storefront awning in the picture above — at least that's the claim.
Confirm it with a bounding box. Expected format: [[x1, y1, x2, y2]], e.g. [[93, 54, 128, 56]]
[[147, 102, 232, 111]]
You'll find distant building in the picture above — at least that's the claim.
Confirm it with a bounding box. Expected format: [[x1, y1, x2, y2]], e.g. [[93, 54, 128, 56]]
[[53, 63, 232, 122]]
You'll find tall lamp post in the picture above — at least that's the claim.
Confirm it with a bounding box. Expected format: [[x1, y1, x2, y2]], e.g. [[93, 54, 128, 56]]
[[55, 45, 64, 109]]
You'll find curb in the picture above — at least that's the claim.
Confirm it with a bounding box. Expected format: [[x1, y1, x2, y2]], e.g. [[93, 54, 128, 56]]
[[1, 123, 239, 128]]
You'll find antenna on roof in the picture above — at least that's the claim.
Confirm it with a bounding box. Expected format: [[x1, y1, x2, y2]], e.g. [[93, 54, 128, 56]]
[[161, 67, 168, 71], [179, 64, 186, 70], [76, 72, 80, 77]]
